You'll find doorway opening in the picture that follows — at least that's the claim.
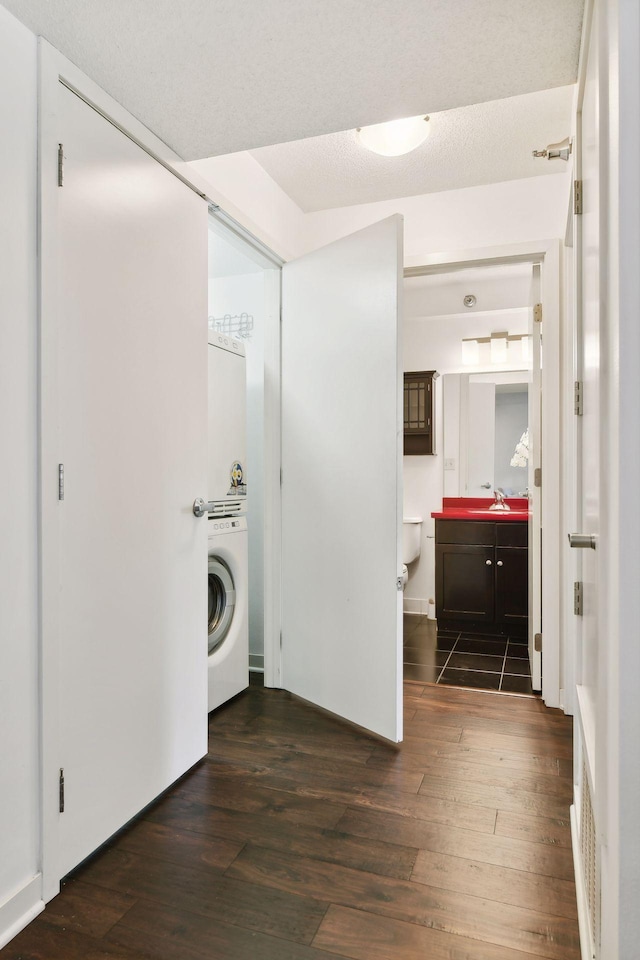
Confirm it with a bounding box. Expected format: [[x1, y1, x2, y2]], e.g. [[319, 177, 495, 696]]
[[400, 248, 559, 704]]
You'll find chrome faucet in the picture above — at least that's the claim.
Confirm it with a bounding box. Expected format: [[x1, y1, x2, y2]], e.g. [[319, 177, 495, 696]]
[[489, 489, 511, 511]]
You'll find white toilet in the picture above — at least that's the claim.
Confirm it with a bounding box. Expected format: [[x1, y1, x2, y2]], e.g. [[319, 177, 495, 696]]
[[402, 517, 423, 588]]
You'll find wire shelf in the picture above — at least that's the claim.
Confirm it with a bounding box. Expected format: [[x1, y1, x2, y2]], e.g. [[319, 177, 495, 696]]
[[208, 313, 254, 340]]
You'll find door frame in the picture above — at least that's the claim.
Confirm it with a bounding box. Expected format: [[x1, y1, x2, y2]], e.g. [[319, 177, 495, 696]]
[[404, 239, 563, 710], [37, 40, 283, 901]]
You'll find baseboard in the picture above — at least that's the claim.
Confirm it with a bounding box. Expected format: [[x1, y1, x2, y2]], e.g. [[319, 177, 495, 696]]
[[0, 874, 44, 950], [403, 598, 436, 617], [570, 803, 595, 960], [249, 653, 264, 673]]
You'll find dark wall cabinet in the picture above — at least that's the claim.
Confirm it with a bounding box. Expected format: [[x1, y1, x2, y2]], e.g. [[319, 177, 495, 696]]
[[404, 370, 437, 455], [435, 519, 528, 636]]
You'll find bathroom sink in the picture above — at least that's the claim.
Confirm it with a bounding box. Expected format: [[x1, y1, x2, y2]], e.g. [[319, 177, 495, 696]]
[[430, 497, 529, 522]]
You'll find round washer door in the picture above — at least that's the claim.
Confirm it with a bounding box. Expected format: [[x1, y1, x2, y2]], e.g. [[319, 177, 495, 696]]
[[208, 556, 235, 654]]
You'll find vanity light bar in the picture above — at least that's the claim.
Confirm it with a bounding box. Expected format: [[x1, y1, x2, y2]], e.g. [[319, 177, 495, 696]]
[[461, 333, 531, 365]]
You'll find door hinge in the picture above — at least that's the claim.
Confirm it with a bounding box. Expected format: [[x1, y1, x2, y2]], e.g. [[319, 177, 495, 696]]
[[58, 463, 65, 500], [574, 380, 583, 416], [534, 467, 542, 488], [279, 468, 283, 486], [57, 143, 64, 187], [574, 179, 583, 215], [533, 303, 542, 323], [534, 632, 542, 652], [574, 581, 584, 616], [59, 768, 65, 813], [279, 631, 283, 650]]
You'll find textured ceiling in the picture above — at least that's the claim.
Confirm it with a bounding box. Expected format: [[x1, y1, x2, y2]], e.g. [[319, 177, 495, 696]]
[[249, 87, 575, 211], [4, 0, 584, 160]]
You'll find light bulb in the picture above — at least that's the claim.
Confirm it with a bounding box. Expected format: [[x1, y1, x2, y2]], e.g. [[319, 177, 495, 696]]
[[490, 336, 508, 364], [356, 115, 430, 157], [461, 340, 479, 365]]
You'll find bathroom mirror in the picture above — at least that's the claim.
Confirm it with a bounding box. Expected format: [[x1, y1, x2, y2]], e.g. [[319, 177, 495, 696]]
[[442, 370, 530, 497]]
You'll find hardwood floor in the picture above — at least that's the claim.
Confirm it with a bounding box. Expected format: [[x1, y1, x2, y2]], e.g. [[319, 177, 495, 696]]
[[4, 681, 579, 960]]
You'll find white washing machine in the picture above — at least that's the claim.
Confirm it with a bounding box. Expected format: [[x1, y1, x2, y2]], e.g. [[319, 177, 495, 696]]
[[208, 515, 248, 711], [207, 334, 249, 711]]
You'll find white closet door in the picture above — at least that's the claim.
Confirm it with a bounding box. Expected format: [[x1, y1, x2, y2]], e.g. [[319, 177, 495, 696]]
[[55, 84, 208, 878], [281, 216, 403, 742]]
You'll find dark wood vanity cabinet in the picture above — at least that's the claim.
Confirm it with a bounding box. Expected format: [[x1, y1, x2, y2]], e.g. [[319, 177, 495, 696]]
[[435, 519, 528, 636]]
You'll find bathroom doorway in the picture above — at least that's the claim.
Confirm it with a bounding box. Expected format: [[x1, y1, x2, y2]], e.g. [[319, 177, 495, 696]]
[[400, 243, 560, 705]]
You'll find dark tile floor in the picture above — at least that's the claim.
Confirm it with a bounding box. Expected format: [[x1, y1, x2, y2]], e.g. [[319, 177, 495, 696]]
[[403, 615, 535, 694]]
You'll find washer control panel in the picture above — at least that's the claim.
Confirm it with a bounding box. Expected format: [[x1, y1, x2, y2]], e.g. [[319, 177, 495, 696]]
[[208, 515, 247, 534]]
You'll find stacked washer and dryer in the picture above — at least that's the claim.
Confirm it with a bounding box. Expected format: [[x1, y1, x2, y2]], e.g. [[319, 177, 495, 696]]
[[207, 332, 249, 711]]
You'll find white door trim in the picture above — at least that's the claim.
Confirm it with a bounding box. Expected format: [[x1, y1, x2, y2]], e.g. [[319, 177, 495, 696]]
[[404, 239, 564, 711]]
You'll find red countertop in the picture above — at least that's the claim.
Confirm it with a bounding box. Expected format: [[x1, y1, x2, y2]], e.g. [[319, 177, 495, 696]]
[[431, 497, 529, 522]]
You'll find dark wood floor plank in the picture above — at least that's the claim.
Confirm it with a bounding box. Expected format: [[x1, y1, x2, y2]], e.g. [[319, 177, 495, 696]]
[[31, 878, 136, 939], [418, 683, 562, 715], [209, 720, 377, 765], [174, 755, 496, 835], [313, 904, 547, 960], [226, 845, 581, 959], [395, 735, 563, 777], [410, 849, 578, 919], [115, 818, 243, 872], [0, 922, 148, 960], [143, 793, 418, 879], [407, 690, 573, 734], [107, 901, 338, 960], [336, 806, 576, 881], [206, 728, 375, 768], [171, 773, 348, 828], [197, 747, 426, 795], [367, 750, 572, 800], [417, 773, 572, 820], [460, 726, 573, 759], [405, 716, 573, 750], [495, 810, 573, 848], [76, 848, 327, 945]]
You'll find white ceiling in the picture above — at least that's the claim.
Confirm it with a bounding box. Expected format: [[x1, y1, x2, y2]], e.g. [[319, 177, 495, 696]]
[[404, 263, 533, 320], [250, 87, 575, 211], [4, 0, 584, 161]]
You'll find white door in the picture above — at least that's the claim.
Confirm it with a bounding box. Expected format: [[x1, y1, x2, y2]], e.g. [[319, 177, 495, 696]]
[[466, 381, 495, 495], [528, 269, 542, 690], [281, 216, 403, 742], [55, 85, 208, 878]]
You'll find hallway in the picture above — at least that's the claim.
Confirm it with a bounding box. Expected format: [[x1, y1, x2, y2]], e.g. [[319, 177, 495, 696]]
[[4, 681, 579, 959]]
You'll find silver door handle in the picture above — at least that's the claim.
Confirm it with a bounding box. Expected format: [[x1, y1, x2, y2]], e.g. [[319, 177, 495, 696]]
[[480, 482, 492, 489], [497, 560, 503, 566], [568, 533, 597, 549], [485, 559, 492, 565], [193, 498, 215, 518]]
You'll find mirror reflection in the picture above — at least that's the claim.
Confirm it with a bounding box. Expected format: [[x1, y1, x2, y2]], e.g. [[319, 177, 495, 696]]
[[443, 370, 530, 497]]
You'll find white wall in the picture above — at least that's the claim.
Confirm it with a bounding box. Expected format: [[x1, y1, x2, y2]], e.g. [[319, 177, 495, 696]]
[[0, 3, 42, 944], [304, 174, 571, 259], [192, 153, 307, 261]]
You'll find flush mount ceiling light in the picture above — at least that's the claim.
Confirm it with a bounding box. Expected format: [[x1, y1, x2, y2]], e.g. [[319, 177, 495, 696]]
[[356, 115, 430, 157]]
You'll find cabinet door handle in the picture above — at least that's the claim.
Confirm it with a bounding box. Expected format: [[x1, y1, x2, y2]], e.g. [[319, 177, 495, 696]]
[[497, 560, 503, 567], [485, 559, 492, 566]]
